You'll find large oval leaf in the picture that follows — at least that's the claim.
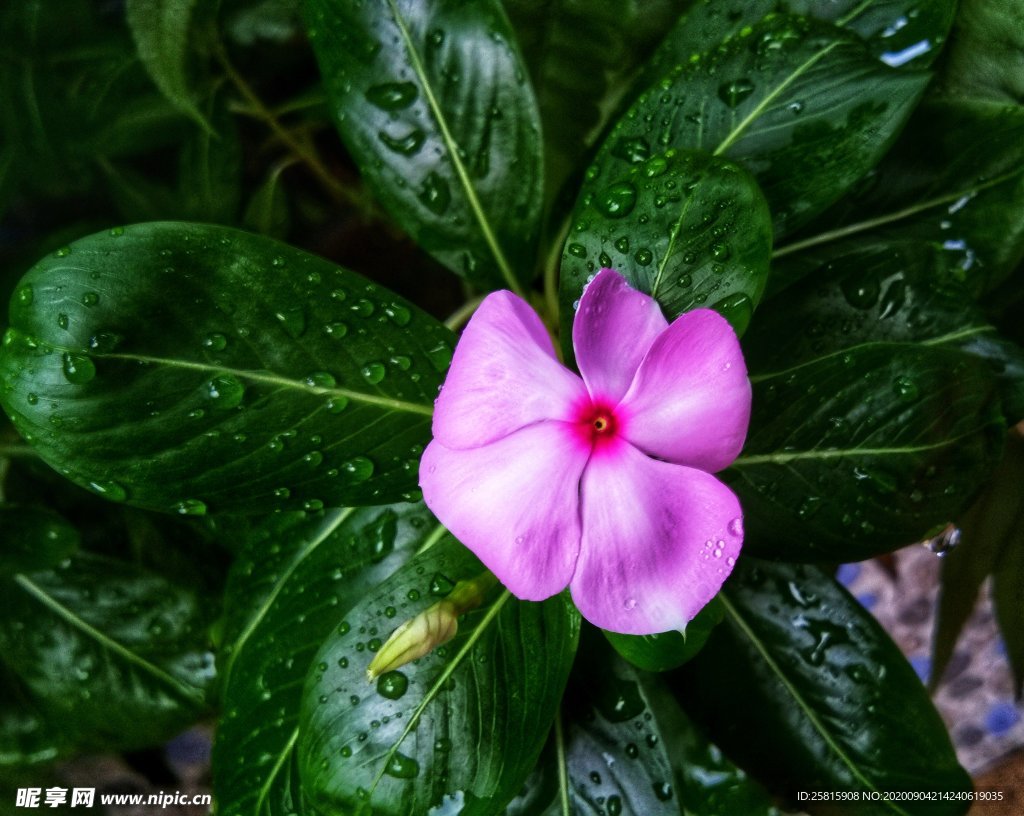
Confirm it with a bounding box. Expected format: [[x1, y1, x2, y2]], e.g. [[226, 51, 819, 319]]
[[298, 537, 579, 815], [0, 553, 215, 752], [0, 223, 452, 514], [304, 0, 543, 290], [586, 14, 930, 238], [676, 559, 972, 813], [558, 149, 772, 353], [214, 502, 437, 816], [774, 100, 1024, 297]]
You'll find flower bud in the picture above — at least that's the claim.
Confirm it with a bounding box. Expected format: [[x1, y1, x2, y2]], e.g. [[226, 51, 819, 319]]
[[366, 571, 498, 681]]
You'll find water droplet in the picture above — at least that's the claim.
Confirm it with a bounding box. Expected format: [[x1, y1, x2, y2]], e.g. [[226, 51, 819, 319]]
[[892, 375, 918, 401], [379, 128, 426, 155], [203, 333, 228, 351], [16, 285, 33, 306], [568, 243, 588, 258], [652, 782, 673, 801], [926, 524, 960, 557], [430, 573, 455, 596], [304, 498, 324, 511], [62, 353, 96, 384], [419, 172, 451, 214], [634, 249, 653, 266], [361, 363, 386, 384], [840, 274, 880, 309], [206, 374, 245, 409], [89, 332, 121, 353], [625, 742, 639, 758], [384, 303, 411, 326], [55, 246, 71, 258], [607, 795, 623, 815], [350, 299, 375, 318], [717, 78, 755, 107], [326, 396, 349, 414], [305, 371, 337, 389], [175, 499, 207, 516], [57, 313, 69, 330], [89, 481, 127, 502], [81, 292, 100, 307], [365, 81, 418, 110], [275, 307, 306, 338], [273, 487, 291, 499], [384, 751, 419, 779], [596, 182, 637, 219], [341, 456, 374, 483], [303, 451, 323, 468], [376, 671, 409, 700], [728, 517, 744, 537], [623, 597, 637, 610], [324, 320, 349, 339], [612, 136, 650, 164], [426, 342, 453, 372]]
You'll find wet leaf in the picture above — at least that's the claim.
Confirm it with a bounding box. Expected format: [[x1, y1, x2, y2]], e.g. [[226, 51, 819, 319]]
[[298, 536, 579, 815], [604, 596, 724, 673], [304, 0, 543, 290], [0, 223, 452, 514], [677, 558, 972, 813], [0, 506, 79, 576]]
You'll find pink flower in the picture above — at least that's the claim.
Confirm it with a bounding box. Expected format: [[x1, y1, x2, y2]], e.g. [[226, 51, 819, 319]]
[[419, 269, 751, 635]]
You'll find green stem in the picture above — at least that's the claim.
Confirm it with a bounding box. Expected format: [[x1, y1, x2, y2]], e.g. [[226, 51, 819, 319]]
[[215, 45, 362, 211], [0, 444, 38, 459], [555, 706, 571, 816], [444, 296, 487, 331]]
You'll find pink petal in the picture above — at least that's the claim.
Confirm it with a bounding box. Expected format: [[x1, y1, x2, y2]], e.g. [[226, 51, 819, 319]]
[[433, 291, 587, 449], [572, 269, 669, 403], [419, 422, 588, 601], [618, 308, 750, 472], [570, 443, 743, 634]]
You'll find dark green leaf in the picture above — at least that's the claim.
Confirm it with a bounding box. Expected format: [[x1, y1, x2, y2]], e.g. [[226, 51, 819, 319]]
[[224, 0, 305, 45], [932, 434, 1024, 691], [125, 0, 213, 131], [587, 14, 929, 238], [298, 536, 579, 815], [604, 596, 724, 673], [677, 558, 972, 813], [558, 149, 771, 355], [775, 100, 1024, 296], [0, 663, 66, 768], [938, 0, 1024, 106], [214, 503, 436, 816], [729, 343, 1005, 562], [643, 0, 955, 83], [507, 628, 780, 816], [734, 258, 1011, 561], [0, 506, 79, 576], [304, 0, 543, 290], [0, 222, 452, 514], [504, 0, 686, 211], [0, 553, 214, 752]]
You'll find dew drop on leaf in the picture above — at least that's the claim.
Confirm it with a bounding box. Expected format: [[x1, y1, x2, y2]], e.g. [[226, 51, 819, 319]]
[[175, 499, 207, 516], [717, 78, 755, 107], [88, 480, 127, 502], [596, 182, 637, 219], [361, 363, 386, 384], [62, 353, 96, 384], [376, 671, 408, 700], [207, 374, 245, 409], [365, 81, 418, 110], [384, 751, 419, 779]]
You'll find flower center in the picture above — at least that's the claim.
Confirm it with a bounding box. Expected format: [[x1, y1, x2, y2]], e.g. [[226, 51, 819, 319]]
[[592, 415, 612, 434]]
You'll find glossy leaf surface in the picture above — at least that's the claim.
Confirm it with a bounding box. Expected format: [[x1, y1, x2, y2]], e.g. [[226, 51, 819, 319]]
[[298, 537, 579, 815], [0, 223, 452, 514], [304, 0, 543, 289], [0, 663, 66, 768], [776, 100, 1024, 296], [587, 14, 929, 237], [214, 503, 436, 816], [506, 630, 780, 816], [559, 149, 771, 352], [678, 559, 972, 813], [504, 0, 685, 209], [0, 554, 214, 752], [730, 255, 1011, 562], [604, 596, 724, 673]]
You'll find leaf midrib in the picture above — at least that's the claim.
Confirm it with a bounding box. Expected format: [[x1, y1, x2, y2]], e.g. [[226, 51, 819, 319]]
[[14, 574, 205, 706], [731, 426, 993, 467], [16, 335, 433, 417], [384, 0, 523, 296], [747, 326, 994, 384], [720, 593, 912, 816], [221, 508, 356, 688]]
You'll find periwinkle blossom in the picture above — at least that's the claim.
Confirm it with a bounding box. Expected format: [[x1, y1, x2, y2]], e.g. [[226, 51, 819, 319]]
[[419, 269, 751, 635]]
